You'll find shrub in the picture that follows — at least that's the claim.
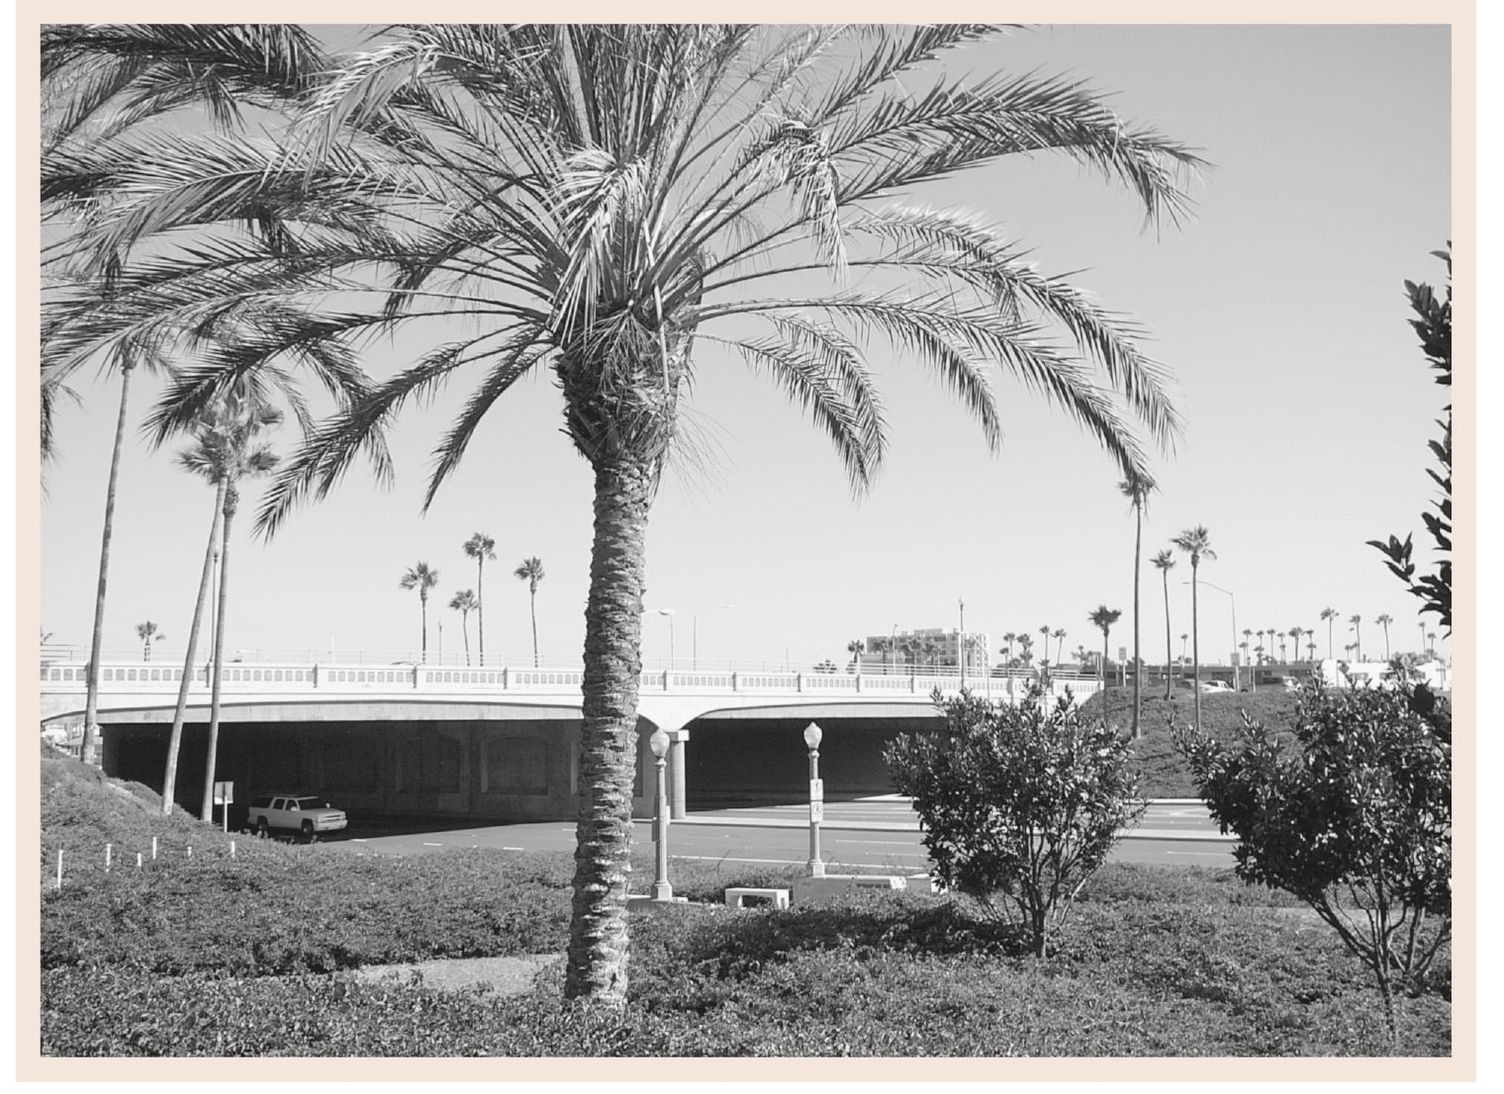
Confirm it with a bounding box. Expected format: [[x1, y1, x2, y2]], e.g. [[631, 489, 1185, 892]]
[[1175, 681, 1451, 1042], [884, 688, 1143, 956]]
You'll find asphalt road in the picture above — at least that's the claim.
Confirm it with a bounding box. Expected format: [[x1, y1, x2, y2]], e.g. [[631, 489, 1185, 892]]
[[325, 797, 1236, 872]]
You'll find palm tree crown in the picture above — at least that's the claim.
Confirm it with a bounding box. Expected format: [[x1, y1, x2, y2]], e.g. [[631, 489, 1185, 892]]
[[400, 561, 440, 662]]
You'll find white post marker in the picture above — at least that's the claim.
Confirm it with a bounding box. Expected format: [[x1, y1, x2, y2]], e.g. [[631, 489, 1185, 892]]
[[105, 843, 112, 871], [230, 840, 236, 859], [803, 722, 825, 877], [136, 853, 143, 869], [151, 836, 158, 860], [56, 849, 63, 889]]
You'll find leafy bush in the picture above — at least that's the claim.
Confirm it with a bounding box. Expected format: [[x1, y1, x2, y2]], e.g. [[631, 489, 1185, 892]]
[[884, 688, 1143, 955], [1175, 681, 1451, 1041]]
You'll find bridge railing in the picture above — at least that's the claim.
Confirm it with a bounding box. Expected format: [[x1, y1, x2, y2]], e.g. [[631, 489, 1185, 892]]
[[40, 660, 1103, 702]]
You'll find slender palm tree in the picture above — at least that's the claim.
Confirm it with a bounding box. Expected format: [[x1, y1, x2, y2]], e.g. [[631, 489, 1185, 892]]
[[1151, 549, 1175, 699], [1320, 607, 1338, 661], [195, 394, 282, 823], [41, 25, 329, 767], [515, 557, 546, 667], [1119, 476, 1154, 737], [400, 563, 440, 663], [1277, 632, 1287, 661], [1088, 604, 1122, 726], [1348, 614, 1363, 661], [1171, 525, 1215, 732], [1052, 628, 1067, 667], [160, 391, 279, 815], [1304, 628, 1315, 660], [1288, 626, 1303, 665], [450, 590, 479, 666], [462, 533, 497, 665], [846, 638, 865, 672], [1039, 625, 1052, 681], [1376, 613, 1394, 661], [1018, 633, 1035, 668], [135, 621, 164, 662], [52, 24, 1197, 1007]]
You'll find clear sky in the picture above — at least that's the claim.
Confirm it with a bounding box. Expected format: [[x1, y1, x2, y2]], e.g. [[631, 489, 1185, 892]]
[[35, 23, 1454, 673]]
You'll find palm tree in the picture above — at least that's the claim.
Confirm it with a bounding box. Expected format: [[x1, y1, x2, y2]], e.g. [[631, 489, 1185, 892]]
[[462, 533, 498, 666], [1180, 633, 1189, 674], [450, 590, 479, 666], [1320, 607, 1339, 661], [40, 25, 329, 767], [1151, 549, 1176, 699], [1120, 476, 1154, 737], [1304, 628, 1315, 660], [1039, 625, 1052, 681], [194, 393, 282, 823], [1018, 634, 1035, 668], [1171, 525, 1215, 732], [54, 24, 1197, 1007], [1088, 604, 1122, 726], [135, 621, 164, 662], [159, 390, 280, 816], [1376, 613, 1394, 661], [515, 557, 546, 667], [846, 638, 865, 673], [1052, 628, 1067, 667], [1348, 614, 1363, 661], [400, 563, 440, 663], [874, 636, 893, 672], [1288, 626, 1303, 665], [1001, 632, 1016, 668]]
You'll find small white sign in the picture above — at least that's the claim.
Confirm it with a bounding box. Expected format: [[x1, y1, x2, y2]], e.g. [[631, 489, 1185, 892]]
[[810, 801, 824, 822], [809, 778, 824, 802], [213, 781, 234, 805]]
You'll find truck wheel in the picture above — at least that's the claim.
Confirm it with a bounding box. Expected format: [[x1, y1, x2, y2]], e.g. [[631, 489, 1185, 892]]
[[302, 819, 316, 843]]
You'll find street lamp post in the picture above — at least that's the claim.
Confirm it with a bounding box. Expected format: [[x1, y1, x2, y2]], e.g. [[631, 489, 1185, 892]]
[[1186, 579, 1238, 691], [803, 722, 825, 877], [958, 597, 965, 687], [692, 604, 735, 671], [649, 728, 673, 901], [644, 608, 675, 670]]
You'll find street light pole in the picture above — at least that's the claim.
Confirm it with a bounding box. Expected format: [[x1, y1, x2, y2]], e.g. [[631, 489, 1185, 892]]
[[958, 597, 965, 687], [1186, 579, 1238, 691], [803, 722, 825, 877], [649, 728, 673, 901]]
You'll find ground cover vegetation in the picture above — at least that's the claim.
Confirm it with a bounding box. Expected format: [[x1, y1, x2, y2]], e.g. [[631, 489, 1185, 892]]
[[42, 23, 1201, 1006], [40, 750, 1448, 1056]]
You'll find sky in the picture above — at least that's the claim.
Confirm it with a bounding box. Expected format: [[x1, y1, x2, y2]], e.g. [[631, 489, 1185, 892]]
[[32, 22, 1456, 675]]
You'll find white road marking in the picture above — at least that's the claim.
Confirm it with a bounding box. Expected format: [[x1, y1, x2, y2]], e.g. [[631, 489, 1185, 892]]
[[502, 846, 525, 852], [422, 842, 444, 847]]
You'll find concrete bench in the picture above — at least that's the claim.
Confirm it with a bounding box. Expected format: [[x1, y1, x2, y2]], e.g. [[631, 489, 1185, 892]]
[[792, 874, 909, 906], [724, 887, 791, 909]]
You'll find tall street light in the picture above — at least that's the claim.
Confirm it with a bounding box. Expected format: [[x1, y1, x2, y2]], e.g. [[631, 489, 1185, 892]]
[[957, 597, 966, 686], [693, 603, 735, 671], [644, 608, 675, 669], [649, 727, 673, 901], [1186, 579, 1238, 691], [803, 722, 825, 877]]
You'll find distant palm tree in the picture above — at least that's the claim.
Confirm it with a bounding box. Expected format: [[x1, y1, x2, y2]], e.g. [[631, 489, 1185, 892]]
[[1001, 632, 1016, 668], [1120, 476, 1154, 738], [1152, 550, 1176, 699], [1288, 626, 1303, 664], [1018, 634, 1035, 668], [515, 557, 546, 667], [1348, 614, 1363, 661], [1089, 604, 1122, 726], [1376, 613, 1394, 661], [1238, 641, 1250, 673], [1052, 628, 1067, 667], [1039, 625, 1052, 681], [400, 562, 440, 663], [847, 638, 865, 672], [1427, 632, 1438, 658], [1277, 632, 1287, 661], [450, 590, 479, 666], [1307, 637, 1318, 660], [1171, 525, 1215, 732], [462, 533, 497, 666], [135, 621, 164, 662], [1320, 607, 1338, 661]]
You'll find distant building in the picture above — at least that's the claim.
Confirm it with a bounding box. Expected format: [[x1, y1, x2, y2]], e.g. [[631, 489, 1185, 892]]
[[858, 628, 991, 673]]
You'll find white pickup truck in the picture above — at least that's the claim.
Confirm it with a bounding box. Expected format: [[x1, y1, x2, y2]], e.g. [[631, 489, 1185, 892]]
[[246, 794, 348, 841]]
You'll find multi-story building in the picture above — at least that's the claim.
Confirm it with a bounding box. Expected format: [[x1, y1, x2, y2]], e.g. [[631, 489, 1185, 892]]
[[858, 627, 991, 674]]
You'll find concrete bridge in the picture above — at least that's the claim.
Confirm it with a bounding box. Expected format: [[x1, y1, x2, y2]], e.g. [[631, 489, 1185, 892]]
[[40, 658, 1103, 823]]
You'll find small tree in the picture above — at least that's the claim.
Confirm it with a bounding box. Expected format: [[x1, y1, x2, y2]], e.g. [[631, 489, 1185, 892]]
[[885, 689, 1144, 957], [1175, 683, 1451, 1045]]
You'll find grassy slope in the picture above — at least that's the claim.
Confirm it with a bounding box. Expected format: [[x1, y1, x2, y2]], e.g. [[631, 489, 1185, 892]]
[[38, 746, 1449, 1058]]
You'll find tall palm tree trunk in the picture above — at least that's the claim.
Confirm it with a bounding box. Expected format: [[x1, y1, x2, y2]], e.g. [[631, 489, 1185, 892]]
[[420, 595, 428, 663], [1190, 562, 1202, 733], [462, 614, 471, 665], [1101, 628, 1111, 724], [1161, 570, 1173, 700], [1131, 508, 1143, 738], [476, 559, 486, 666], [566, 455, 653, 1006], [529, 590, 540, 667], [81, 361, 135, 767], [162, 478, 227, 815], [199, 485, 236, 822]]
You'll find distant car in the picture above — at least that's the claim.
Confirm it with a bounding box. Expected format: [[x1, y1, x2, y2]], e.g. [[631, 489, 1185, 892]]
[[1199, 680, 1233, 693], [247, 794, 348, 841]]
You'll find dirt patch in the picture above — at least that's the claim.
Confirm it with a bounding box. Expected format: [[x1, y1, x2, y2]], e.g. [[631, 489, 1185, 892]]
[[345, 953, 563, 997]]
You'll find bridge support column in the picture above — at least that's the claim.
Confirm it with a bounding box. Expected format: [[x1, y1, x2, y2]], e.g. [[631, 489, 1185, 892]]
[[667, 729, 689, 819]]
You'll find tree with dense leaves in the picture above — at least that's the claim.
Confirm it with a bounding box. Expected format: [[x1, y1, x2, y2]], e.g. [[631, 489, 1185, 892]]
[[46, 24, 1197, 1007], [887, 688, 1143, 957], [134, 621, 164, 661], [1369, 246, 1452, 637], [1176, 682, 1451, 1045]]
